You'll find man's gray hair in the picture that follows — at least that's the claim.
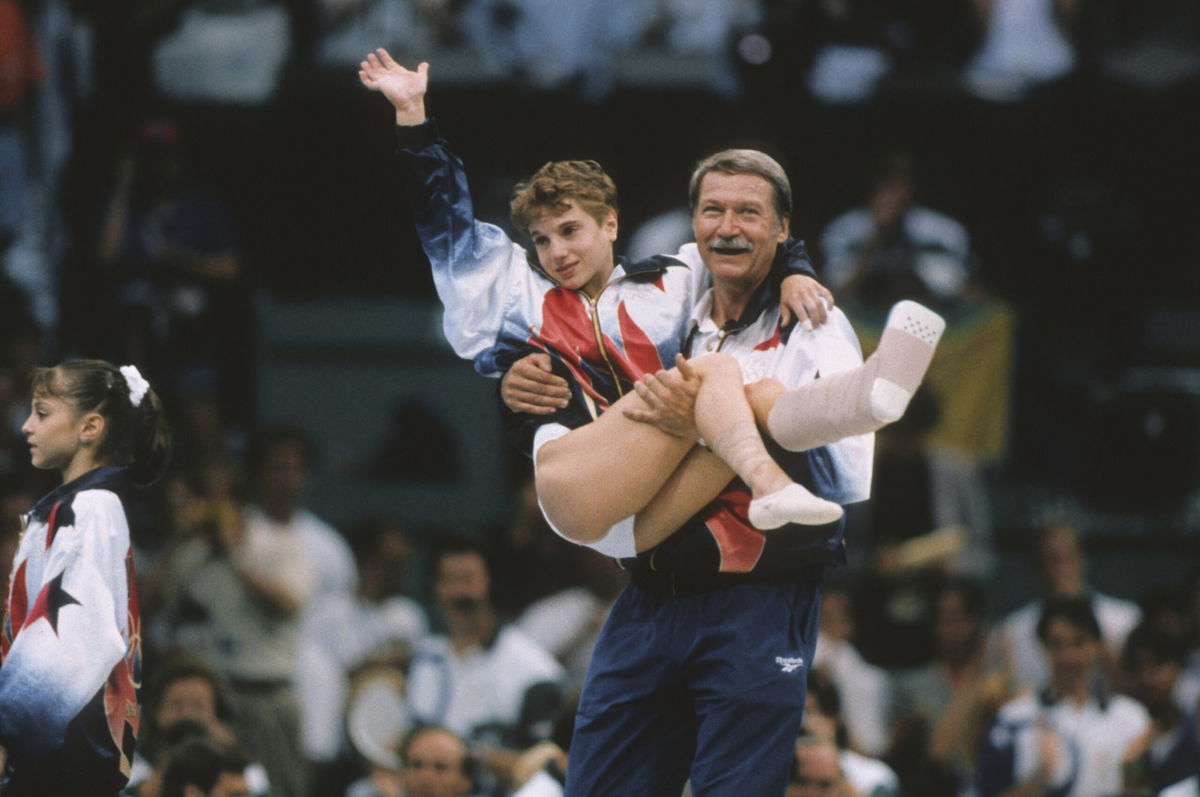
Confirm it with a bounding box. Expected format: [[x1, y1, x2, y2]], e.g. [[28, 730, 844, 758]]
[[688, 149, 792, 222]]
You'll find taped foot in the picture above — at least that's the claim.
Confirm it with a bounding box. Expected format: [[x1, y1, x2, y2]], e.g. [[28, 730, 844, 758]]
[[870, 300, 946, 423], [748, 483, 844, 529]]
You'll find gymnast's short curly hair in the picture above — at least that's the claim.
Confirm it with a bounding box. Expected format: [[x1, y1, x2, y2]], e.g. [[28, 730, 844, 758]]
[[510, 160, 618, 232]]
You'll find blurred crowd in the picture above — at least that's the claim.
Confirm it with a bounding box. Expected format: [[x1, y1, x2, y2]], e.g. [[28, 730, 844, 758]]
[[3, 0, 1200, 796], [4, 359, 1200, 796]]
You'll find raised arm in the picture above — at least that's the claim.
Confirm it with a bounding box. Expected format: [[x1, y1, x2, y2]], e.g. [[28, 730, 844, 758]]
[[360, 49, 546, 370], [358, 48, 428, 126]]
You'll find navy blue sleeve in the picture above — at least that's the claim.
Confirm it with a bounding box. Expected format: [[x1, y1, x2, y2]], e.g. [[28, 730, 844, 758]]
[[780, 238, 817, 279]]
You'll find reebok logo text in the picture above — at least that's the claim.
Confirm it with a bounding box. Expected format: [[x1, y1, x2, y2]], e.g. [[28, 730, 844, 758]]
[[775, 656, 805, 673]]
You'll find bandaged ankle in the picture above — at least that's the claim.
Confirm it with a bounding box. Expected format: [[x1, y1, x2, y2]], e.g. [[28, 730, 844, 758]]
[[706, 420, 776, 488], [871, 300, 944, 421], [767, 300, 944, 451]]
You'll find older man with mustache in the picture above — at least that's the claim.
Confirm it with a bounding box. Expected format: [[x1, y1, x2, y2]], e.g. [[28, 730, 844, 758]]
[[503, 149, 943, 795]]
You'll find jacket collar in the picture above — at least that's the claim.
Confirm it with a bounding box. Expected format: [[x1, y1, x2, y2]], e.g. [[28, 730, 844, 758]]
[[684, 249, 790, 353], [620, 253, 686, 279], [28, 465, 130, 522]]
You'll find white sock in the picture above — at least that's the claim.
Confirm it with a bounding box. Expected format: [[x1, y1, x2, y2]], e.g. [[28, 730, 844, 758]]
[[707, 422, 843, 528], [767, 300, 945, 452], [749, 484, 844, 529]]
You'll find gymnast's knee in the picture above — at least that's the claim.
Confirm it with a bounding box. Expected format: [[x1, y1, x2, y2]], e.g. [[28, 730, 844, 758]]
[[687, 351, 742, 381], [534, 466, 610, 544]]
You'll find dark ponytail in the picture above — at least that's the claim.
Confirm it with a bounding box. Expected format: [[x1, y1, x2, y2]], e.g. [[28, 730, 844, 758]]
[[30, 359, 173, 486]]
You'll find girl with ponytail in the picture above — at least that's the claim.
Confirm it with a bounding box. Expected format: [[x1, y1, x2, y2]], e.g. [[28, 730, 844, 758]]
[[1, 359, 171, 796]]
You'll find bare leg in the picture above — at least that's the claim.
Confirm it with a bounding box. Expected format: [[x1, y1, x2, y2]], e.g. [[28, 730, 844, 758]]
[[536, 353, 840, 545], [535, 396, 694, 545], [689, 355, 842, 530], [762, 300, 945, 451], [631, 446, 732, 551]]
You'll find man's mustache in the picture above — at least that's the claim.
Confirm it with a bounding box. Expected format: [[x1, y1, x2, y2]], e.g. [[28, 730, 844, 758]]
[[705, 235, 753, 252]]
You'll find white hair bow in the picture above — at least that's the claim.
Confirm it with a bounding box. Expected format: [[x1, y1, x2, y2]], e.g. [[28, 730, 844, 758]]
[[119, 365, 151, 407]]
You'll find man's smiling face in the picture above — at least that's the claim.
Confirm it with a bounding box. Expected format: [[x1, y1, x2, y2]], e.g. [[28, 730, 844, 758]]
[[692, 171, 789, 291]]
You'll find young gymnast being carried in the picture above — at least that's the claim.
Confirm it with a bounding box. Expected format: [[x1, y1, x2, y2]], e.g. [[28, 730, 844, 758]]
[[1, 360, 171, 796], [361, 50, 943, 557]]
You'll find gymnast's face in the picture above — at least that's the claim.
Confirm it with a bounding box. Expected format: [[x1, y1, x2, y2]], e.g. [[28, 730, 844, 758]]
[[528, 202, 617, 299]]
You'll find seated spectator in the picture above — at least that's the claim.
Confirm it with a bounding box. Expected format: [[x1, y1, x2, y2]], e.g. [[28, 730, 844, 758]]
[[141, 460, 246, 655], [977, 595, 1150, 797], [505, 692, 577, 797], [243, 425, 356, 610], [804, 670, 900, 797], [515, 537, 627, 696], [820, 152, 973, 311], [1122, 623, 1200, 796], [159, 737, 253, 797], [127, 717, 215, 797], [889, 577, 1009, 797], [993, 520, 1141, 692], [128, 657, 269, 797], [1135, 585, 1200, 714], [346, 724, 477, 797], [232, 424, 356, 781], [812, 581, 892, 758], [401, 726, 477, 797], [299, 516, 428, 782], [788, 735, 855, 797], [406, 538, 564, 790], [153, 430, 326, 797]]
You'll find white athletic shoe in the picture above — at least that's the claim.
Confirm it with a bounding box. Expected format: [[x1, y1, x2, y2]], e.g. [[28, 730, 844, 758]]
[[748, 483, 844, 529]]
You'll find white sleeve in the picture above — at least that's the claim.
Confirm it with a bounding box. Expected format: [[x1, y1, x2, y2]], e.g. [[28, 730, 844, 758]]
[[405, 132, 554, 364], [0, 491, 130, 753], [428, 226, 549, 363]]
